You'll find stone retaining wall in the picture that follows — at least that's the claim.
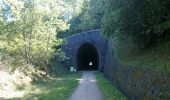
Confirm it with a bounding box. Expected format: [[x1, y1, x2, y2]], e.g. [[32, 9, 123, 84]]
[[113, 66, 170, 100], [103, 38, 170, 100]]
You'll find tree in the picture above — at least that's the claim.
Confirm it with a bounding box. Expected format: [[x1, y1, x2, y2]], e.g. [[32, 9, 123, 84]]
[[102, 0, 170, 48], [0, 0, 70, 70]]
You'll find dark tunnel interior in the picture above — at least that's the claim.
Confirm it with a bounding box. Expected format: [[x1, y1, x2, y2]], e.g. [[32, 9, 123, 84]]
[[77, 43, 99, 71]]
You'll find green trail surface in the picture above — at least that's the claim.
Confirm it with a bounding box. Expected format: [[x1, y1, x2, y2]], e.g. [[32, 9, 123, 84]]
[[96, 73, 128, 100]]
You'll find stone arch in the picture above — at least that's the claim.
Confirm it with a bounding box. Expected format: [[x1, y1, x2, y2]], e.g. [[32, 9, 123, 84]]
[[61, 30, 108, 72]]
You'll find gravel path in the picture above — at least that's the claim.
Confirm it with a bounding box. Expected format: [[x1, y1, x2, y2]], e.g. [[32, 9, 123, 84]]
[[68, 71, 103, 100]]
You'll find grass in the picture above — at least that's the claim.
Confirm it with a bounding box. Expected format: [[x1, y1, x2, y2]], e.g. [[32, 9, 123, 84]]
[[118, 41, 170, 73], [0, 61, 81, 100], [96, 73, 127, 100], [11, 73, 80, 100]]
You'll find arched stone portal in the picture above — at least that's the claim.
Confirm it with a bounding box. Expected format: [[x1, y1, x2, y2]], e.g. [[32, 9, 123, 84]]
[[77, 43, 99, 70], [61, 30, 108, 71]]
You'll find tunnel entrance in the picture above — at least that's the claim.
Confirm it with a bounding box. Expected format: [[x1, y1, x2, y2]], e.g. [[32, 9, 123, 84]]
[[77, 43, 99, 71]]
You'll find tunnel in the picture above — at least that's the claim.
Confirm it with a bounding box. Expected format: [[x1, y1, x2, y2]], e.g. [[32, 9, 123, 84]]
[[77, 43, 99, 71]]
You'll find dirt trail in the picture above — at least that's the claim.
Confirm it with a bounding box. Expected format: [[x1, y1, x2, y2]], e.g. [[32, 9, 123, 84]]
[[68, 71, 103, 100]]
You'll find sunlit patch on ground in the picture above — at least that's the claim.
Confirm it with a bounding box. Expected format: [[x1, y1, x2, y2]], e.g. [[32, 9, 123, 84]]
[[0, 90, 24, 99], [0, 70, 80, 100], [0, 71, 23, 99]]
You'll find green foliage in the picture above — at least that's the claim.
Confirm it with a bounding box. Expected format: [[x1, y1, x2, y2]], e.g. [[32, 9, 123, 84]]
[[118, 41, 170, 73], [63, 0, 170, 49], [54, 49, 69, 62], [48, 61, 68, 75], [0, 0, 70, 70], [1, 0, 170, 72], [57, 0, 104, 38], [100, 0, 170, 72], [96, 73, 127, 100], [102, 0, 170, 48]]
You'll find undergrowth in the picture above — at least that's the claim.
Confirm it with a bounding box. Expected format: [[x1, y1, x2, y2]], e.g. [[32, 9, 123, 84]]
[[117, 41, 170, 73]]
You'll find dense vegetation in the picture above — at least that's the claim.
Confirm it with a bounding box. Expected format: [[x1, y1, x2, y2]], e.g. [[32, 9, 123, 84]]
[[1, 0, 169, 72], [0, 1, 83, 99], [60, 0, 170, 72], [0, 0, 85, 71], [61, 0, 170, 48], [0, 0, 169, 99]]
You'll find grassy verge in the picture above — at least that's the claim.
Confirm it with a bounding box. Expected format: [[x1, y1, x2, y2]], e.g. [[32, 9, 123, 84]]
[[11, 73, 80, 100], [0, 61, 81, 100], [118, 41, 170, 73], [96, 73, 127, 100]]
